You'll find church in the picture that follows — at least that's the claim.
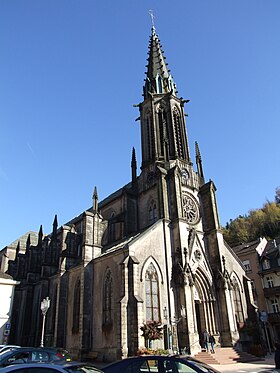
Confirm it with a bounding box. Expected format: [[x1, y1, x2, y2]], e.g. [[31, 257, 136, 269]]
[[6, 25, 254, 361]]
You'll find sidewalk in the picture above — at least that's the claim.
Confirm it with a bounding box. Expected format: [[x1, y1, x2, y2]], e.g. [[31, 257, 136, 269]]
[[209, 354, 275, 372]]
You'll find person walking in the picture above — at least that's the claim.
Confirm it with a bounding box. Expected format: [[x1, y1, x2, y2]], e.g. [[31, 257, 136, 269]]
[[209, 334, 215, 353], [274, 342, 280, 369], [202, 330, 210, 352]]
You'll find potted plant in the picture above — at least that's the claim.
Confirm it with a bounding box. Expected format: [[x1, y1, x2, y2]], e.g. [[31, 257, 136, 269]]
[[140, 320, 163, 349]]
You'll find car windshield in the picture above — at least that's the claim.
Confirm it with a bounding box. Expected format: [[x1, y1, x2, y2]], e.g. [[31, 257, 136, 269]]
[[0, 349, 16, 358], [178, 358, 218, 373]]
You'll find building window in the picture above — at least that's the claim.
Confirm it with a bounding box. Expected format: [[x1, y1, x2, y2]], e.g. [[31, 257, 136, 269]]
[[103, 269, 113, 327], [108, 212, 116, 242], [181, 169, 189, 186], [173, 106, 184, 158], [146, 113, 155, 160], [72, 279, 80, 333], [158, 109, 167, 157], [145, 263, 160, 322], [250, 280, 257, 305], [242, 260, 251, 272], [157, 75, 163, 93], [263, 259, 270, 270], [267, 276, 274, 288], [271, 299, 279, 313], [149, 200, 157, 223], [232, 280, 244, 324]]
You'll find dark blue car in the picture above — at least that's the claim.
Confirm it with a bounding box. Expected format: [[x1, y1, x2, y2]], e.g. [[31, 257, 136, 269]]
[[103, 355, 220, 373]]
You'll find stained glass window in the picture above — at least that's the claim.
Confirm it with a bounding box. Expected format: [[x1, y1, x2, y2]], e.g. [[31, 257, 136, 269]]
[[145, 263, 160, 321], [72, 279, 80, 333], [232, 279, 244, 323], [103, 270, 113, 325]]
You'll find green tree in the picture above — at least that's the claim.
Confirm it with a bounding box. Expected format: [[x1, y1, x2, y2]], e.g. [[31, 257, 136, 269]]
[[223, 187, 280, 246], [275, 187, 280, 204]]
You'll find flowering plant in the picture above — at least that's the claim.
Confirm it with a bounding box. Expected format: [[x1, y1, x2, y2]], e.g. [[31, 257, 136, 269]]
[[140, 320, 163, 345], [137, 347, 168, 356]]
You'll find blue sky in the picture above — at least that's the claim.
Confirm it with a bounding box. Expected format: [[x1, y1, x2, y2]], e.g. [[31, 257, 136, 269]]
[[1, 1, 280, 249]]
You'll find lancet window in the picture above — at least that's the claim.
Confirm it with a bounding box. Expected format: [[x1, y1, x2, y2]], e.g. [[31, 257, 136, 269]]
[[103, 269, 113, 326], [157, 75, 163, 93], [232, 279, 244, 324], [148, 200, 157, 223], [145, 263, 160, 321], [145, 112, 155, 160], [72, 279, 80, 333], [173, 106, 184, 158], [108, 212, 116, 243], [158, 108, 167, 157]]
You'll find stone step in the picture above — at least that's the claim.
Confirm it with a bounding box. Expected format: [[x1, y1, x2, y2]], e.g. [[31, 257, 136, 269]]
[[194, 347, 264, 365]]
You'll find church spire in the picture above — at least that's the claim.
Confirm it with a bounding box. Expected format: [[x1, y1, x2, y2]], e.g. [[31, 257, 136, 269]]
[[38, 225, 43, 247], [139, 23, 191, 168], [143, 26, 177, 99], [92, 186, 98, 212], [131, 147, 137, 185], [195, 141, 205, 183], [16, 241, 20, 257], [52, 214, 58, 233]]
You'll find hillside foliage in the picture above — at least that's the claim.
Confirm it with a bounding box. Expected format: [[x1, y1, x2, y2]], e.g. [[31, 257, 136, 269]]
[[222, 187, 280, 247]]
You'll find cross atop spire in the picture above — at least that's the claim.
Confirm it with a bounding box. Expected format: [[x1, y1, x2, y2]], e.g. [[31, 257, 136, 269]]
[[149, 10, 155, 29]]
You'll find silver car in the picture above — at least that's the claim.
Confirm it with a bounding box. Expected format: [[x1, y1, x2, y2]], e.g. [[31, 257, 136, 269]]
[[0, 361, 103, 373]]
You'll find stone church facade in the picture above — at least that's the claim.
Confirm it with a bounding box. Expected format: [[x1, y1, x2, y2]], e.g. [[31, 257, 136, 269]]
[[6, 26, 253, 361]]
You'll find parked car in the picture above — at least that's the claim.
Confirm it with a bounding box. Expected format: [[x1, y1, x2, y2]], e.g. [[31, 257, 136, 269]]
[[103, 354, 220, 373], [0, 361, 103, 372], [0, 347, 71, 367], [0, 346, 20, 354]]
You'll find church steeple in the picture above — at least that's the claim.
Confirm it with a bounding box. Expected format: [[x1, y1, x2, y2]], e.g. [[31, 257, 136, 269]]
[[139, 26, 191, 169], [143, 27, 177, 99]]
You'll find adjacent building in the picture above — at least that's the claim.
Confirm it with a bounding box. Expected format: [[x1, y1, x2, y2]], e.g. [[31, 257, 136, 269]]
[[232, 238, 267, 312], [259, 237, 280, 344], [0, 272, 19, 344]]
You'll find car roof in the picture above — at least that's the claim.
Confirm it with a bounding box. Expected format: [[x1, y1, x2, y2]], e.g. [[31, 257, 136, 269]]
[[0, 347, 63, 360], [0, 361, 103, 372], [103, 354, 220, 373], [3, 347, 60, 352]]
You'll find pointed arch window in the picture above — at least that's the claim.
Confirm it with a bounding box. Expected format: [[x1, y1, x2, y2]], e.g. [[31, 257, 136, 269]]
[[173, 106, 184, 159], [148, 200, 157, 224], [158, 108, 167, 157], [232, 279, 244, 325], [157, 75, 163, 93], [145, 263, 160, 321], [146, 112, 155, 160], [52, 284, 58, 334], [72, 279, 80, 333], [108, 212, 116, 243], [103, 269, 113, 326]]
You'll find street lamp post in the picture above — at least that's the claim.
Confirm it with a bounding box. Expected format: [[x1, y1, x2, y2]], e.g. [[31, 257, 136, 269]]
[[40, 297, 50, 347], [260, 310, 271, 354], [163, 306, 172, 352]]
